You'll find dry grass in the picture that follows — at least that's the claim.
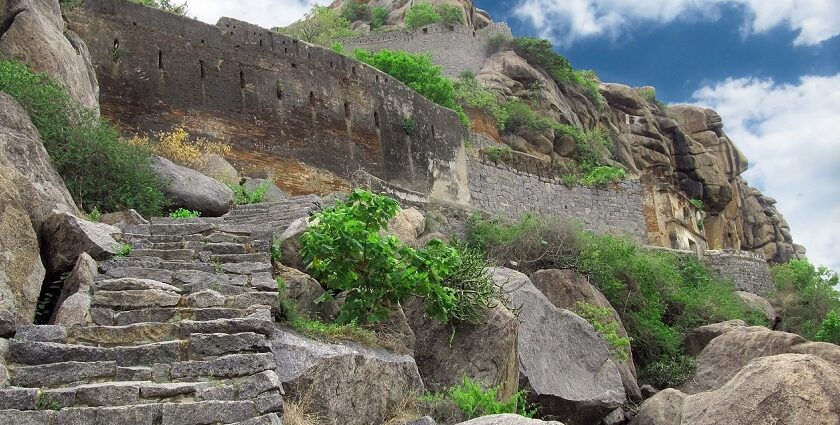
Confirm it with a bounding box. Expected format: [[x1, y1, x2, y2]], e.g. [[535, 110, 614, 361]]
[[127, 127, 230, 169], [283, 400, 324, 425]]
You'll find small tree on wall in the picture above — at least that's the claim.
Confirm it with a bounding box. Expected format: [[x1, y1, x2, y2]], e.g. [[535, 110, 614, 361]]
[[404, 3, 442, 30]]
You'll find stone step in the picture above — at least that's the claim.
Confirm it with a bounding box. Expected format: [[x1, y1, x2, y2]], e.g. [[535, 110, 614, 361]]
[[131, 249, 196, 262], [94, 277, 182, 293], [9, 340, 184, 367], [149, 222, 216, 236], [180, 316, 274, 337], [209, 253, 271, 264], [92, 289, 182, 310], [10, 361, 118, 387], [168, 353, 275, 380], [100, 264, 175, 284], [149, 217, 223, 225], [187, 333, 270, 359], [92, 307, 249, 326], [68, 323, 180, 346]]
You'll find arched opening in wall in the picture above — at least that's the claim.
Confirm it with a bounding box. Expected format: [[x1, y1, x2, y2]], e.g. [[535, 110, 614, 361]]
[[158, 50, 164, 69], [291, 63, 297, 68], [431, 125, 436, 138], [259, 39, 263, 47], [284, 48, 288, 53], [344, 102, 351, 118], [113, 39, 119, 50], [276, 82, 283, 100], [309, 91, 315, 104], [375, 75, 379, 82], [330, 61, 334, 68], [199, 60, 205, 79], [374, 111, 380, 128], [352, 66, 356, 75], [422, 28, 429, 34], [240, 70, 245, 89]]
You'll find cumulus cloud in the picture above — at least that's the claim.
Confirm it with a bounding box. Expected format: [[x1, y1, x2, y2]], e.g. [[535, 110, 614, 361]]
[[183, 0, 329, 29], [513, 0, 840, 46], [691, 74, 840, 271]]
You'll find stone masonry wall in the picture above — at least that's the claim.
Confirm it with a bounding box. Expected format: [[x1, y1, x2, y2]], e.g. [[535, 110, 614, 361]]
[[467, 156, 648, 242], [344, 22, 512, 77], [704, 250, 775, 296], [67, 0, 470, 204]]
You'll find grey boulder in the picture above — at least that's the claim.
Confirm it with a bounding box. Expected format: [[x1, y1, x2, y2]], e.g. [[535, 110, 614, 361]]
[[490, 268, 624, 425], [270, 327, 423, 425], [150, 155, 234, 217], [243, 178, 286, 203], [42, 211, 122, 275], [456, 414, 565, 424], [50, 253, 97, 327]]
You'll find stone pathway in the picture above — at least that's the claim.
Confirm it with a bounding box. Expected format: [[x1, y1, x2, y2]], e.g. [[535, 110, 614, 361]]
[[0, 196, 324, 425]]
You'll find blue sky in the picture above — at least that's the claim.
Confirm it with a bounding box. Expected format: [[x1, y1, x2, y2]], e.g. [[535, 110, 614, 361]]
[[185, 0, 839, 272]]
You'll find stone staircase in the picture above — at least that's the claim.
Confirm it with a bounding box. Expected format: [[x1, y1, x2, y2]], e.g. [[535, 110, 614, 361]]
[[0, 197, 325, 425]]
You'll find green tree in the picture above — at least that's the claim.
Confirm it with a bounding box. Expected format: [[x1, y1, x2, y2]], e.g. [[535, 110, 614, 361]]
[[816, 310, 840, 344], [370, 6, 389, 30], [353, 48, 469, 126], [437, 4, 465, 24], [340, 0, 370, 22], [773, 259, 840, 339], [275, 5, 354, 47], [404, 2, 442, 30]]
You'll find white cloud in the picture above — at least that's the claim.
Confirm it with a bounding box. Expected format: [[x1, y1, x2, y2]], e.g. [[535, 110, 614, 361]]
[[691, 74, 840, 271], [183, 0, 330, 29], [513, 0, 840, 46]]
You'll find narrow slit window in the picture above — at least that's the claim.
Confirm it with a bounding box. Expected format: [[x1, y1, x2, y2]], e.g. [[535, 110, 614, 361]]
[[374, 111, 380, 128], [276, 82, 283, 100], [240, 70, 245, 88], [309, 91, 315, 104], [199, 60, 205, 79], [344, 102, 351, 118], [352, 66, 356, 75], [158, 50, 163, 69]]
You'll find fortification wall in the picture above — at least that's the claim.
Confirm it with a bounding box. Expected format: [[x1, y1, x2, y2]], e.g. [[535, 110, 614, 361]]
[[704, 250, 775, 296], [467, 155, 648, 242], [66, 0, 470, 204], [344, 22, 512, 77]]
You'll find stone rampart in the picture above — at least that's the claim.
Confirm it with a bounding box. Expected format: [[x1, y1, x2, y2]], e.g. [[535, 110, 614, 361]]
[[704, 250, 775, 295]]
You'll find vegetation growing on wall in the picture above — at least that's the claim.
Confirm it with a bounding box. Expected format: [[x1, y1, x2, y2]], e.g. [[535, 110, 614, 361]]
[[353, 49, 470, 126], [340, 0, 370, 23], [404, 3, 442, 31], [0, 60, 167, 216], [275, 6, 355, 46], [772, 259, 840, 340], [468, 213, 767, 387], [370, 7, 389, 31]]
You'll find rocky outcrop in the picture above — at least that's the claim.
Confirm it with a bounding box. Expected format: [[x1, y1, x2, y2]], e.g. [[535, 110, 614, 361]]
[[276, 265, 339, 322], [270, 327, 424, 425], [530, 269, 641, 401], [0, 163, 45, 336], [243, 178, 286, 203], [634, 354, 840, 425], [682, 326, 840, 394], [50, 253, 97, 327], [150, 156, 235, 217], [0, 93, 80, 234], [735, 291, 779, 325], [683, 319, 747, 356], [0, 0, 99, 112], [404, 297, 519, 399], [490, 268, 624, 425], [41, 211, 122, 275], [388, 207, 426, 247], [736, 177, 804, 263]]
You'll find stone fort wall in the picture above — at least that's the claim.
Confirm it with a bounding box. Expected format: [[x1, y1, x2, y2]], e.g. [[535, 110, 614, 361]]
[[67, 0, 470, 204], [344, 22, 512, 77], [704, 250, 775, 296]]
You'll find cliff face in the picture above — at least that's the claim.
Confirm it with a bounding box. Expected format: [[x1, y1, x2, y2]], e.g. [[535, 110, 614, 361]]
[[337, 0, 803, 263]]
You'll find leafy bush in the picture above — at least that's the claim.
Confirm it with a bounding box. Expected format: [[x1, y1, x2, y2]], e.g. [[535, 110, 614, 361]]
[[635, 87, 668, 112], [275, 5, 354, 46], [689, 199, 704, 211], [579, 166, 626, 187], [229, 182, 269, 205], [453, 74, 509, 127], [640, 355, 696, 389], [773, 259, 840, 340], [353, 49, 469, 126], [169, 208, 200, 218], [574, 302, 631, 361], [403, 117, 417, 134], [86, 207, 102, 222], [115, 243, 133, 257], [437, 4, 465, 25], [816, 311, 840, 344], [486, 34, 514, 54], [502, 100, 553, 135], [512, 37, 605, 106], [404, 3, 441, 30], [340, 0, 369, 22], [128, 127, 230, 170], [0, 60, 167, 216], [484, 145, 512, 163], [445, 377, 535, 418], [370, 7, 389, 30], [129, 0, 188, 16]]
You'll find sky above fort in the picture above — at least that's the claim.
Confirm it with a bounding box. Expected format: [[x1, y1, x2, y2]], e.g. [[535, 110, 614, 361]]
[[183, 0, 840, 272]]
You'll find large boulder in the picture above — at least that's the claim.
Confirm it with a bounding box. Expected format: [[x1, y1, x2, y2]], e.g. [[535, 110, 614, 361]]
[[194, 153, 238, 184], [634, 354, 840, 425], [682, 326, 840, 394], [456, 415, 565, 425], [276, 265, 338, 322], [41, 211, 121, 275], [0, 164, 45, 336], [530, 269, 641, 401], [489, 268, 624, 425], [403, 296, 519, 399], [0, 0, 99, 112], [735, 291, 779, 325], [0, 93, 80, 234], [150, 155, 234, 217], [277, 217, 315, 271], [387, 207, 425, 247], [243, 177, 286, 203], [683, 319, 747, 356], [270, 327, 424, 425]]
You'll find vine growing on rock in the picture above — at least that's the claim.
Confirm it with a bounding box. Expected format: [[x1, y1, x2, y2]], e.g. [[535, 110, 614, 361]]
[[0, 60, 167, 216]]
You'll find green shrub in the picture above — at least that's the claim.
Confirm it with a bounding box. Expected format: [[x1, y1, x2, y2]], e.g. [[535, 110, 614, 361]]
[[512, 37, 605, 106], [484, 145, 512, 163], [446, 377, 536, 418], [404, 3, 442, 30], [340, 0, 369, 22], [689, 199, 704, 211], [169, 208, 200, 218], [486, 34, 514, 53], [275, 5, 354, 46], [580, 166, 626, 187], [129, 0, 188, 16], [635, 87, 668, 112], [403, 117, 417, 134], [353, 49, 469, 126], [773, 259, 840, 340], [640, 355, 697, 389], [502, 100, 552, 134], [115, 243, 133, 257], [371, 6, 389, 30], [453, 74, 508, 127], [0, 60, 167, 216], [229, 182, 269, 205], [816, 311, 840, 344], [86, 207, 102, 222], [574, 302, 631, 361], [437, 4, 465, 25]]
